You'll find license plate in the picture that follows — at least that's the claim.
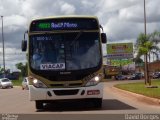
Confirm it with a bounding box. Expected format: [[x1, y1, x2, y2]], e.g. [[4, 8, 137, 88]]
[[87, 90, 100, 95]]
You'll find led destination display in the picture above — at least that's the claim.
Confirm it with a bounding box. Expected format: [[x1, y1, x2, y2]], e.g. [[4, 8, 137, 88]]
[[38, 22, 78, 29], [30, 18, 99, 31]]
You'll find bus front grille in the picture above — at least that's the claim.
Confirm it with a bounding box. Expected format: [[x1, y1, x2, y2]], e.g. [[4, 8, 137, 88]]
[[53, 89, 79, 96], [50, 83, 83, 87]]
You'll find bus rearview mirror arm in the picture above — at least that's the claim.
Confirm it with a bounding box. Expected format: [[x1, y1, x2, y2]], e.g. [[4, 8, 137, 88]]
[[22, 30, 28, 52], [100, 25, 107, 43]]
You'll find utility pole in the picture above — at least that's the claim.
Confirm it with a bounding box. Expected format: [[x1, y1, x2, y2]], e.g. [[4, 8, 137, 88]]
[[1, 16, 6, 78]]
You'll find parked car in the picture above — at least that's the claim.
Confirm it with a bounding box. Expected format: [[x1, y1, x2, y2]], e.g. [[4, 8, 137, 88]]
[[128, 73, 141, 80], [135, 72, 144, 79], [0, 78, 13, 89], [115, 75, 127, 80], [152, 72, 160, 79], [22, 77, 29, 90]]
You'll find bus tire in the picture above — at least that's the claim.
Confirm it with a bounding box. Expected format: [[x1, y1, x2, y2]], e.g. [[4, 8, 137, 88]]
[[36, 101, 43, 110], [94, 98, 102, 108]]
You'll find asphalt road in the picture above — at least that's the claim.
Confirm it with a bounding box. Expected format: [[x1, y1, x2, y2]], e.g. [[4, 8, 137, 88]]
[[0, 80, 160, 114]]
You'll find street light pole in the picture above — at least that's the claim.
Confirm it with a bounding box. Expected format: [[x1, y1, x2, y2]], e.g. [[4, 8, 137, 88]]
[[1, 16, 6, 77], [144, 0, 147, 35], [143, 0, 150, 85]]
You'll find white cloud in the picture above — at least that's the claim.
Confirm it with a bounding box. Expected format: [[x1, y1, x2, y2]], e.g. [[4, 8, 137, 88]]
[[3, 15, 27, 32], [119, 5, 144, 22], [0, 0, 23, 15], [104, 15, 143, 42], [0, 0, 160, 70], [60, 2, 75, 14], [20, 1, 36, 18], [118, 0, 160, 23]]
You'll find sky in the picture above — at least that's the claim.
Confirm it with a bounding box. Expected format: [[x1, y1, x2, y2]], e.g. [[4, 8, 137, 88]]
[[0, 0, 160, 71]]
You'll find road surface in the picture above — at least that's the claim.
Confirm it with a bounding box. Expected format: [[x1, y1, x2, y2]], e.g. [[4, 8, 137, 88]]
[[0, 80, 160, 114]]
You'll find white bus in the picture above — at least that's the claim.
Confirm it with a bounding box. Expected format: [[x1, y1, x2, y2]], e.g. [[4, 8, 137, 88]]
[[22, 15, 107, 110]]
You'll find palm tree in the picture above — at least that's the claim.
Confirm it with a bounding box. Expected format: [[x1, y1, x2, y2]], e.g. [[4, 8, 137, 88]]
[[136, 32, 160, 86], [150, 31, 160, 44], [136, 33, 150, 85], [149, 31, 160, 62]]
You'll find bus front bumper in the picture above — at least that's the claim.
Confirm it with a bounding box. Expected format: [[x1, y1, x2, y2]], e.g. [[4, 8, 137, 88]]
[[29, 83, 103, 101]]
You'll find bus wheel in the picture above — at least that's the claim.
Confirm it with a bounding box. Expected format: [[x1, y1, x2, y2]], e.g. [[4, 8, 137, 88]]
[[36, 101, 43, 110], [94, 98, 102, 108]]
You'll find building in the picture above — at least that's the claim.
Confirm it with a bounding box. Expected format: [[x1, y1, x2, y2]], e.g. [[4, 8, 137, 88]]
[[149, 60, 160, 72]]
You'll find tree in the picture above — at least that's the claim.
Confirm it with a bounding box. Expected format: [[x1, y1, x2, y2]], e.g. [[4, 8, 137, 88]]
[[149, 31, 160, 62], [0, 66, 9, 75], [133, 57, 144, 73], [136, 32, 160, 86], [133, 57, 144, 66], [0, 67, 4, 75], [15, 62, 28, 77], [150, 31, 160, 44]]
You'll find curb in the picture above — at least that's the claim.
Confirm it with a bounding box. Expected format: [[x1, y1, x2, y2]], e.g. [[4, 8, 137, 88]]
[[112, 87, 160, 105]]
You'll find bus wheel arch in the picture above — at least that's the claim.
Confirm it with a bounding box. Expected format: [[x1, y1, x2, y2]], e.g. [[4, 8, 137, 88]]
[[36, 101, 44, 110]]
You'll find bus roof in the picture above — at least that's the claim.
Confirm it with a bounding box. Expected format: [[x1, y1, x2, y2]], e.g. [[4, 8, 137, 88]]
[[31, 15, 98, 21]]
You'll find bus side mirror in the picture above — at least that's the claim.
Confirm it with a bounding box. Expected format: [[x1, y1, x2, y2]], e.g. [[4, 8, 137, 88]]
[[101, 33, 107, 43], [22, 40, 27, 52]]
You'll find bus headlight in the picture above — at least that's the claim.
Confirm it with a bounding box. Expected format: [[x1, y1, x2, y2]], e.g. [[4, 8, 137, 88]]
[[33, 79, 47, 88], [85, 75, 101, 86]]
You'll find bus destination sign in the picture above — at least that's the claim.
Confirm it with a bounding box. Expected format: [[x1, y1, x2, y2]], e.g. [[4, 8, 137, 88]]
[[38, 22, 78, 29], [30, 18, 98, 31]]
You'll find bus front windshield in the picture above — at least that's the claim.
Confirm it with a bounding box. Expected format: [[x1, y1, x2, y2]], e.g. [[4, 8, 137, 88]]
[[29, 32, 101, 71]]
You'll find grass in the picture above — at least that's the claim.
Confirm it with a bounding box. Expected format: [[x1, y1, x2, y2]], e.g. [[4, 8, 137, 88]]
[[114, 79, 160, 99], [12, 77, 23, 86]]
